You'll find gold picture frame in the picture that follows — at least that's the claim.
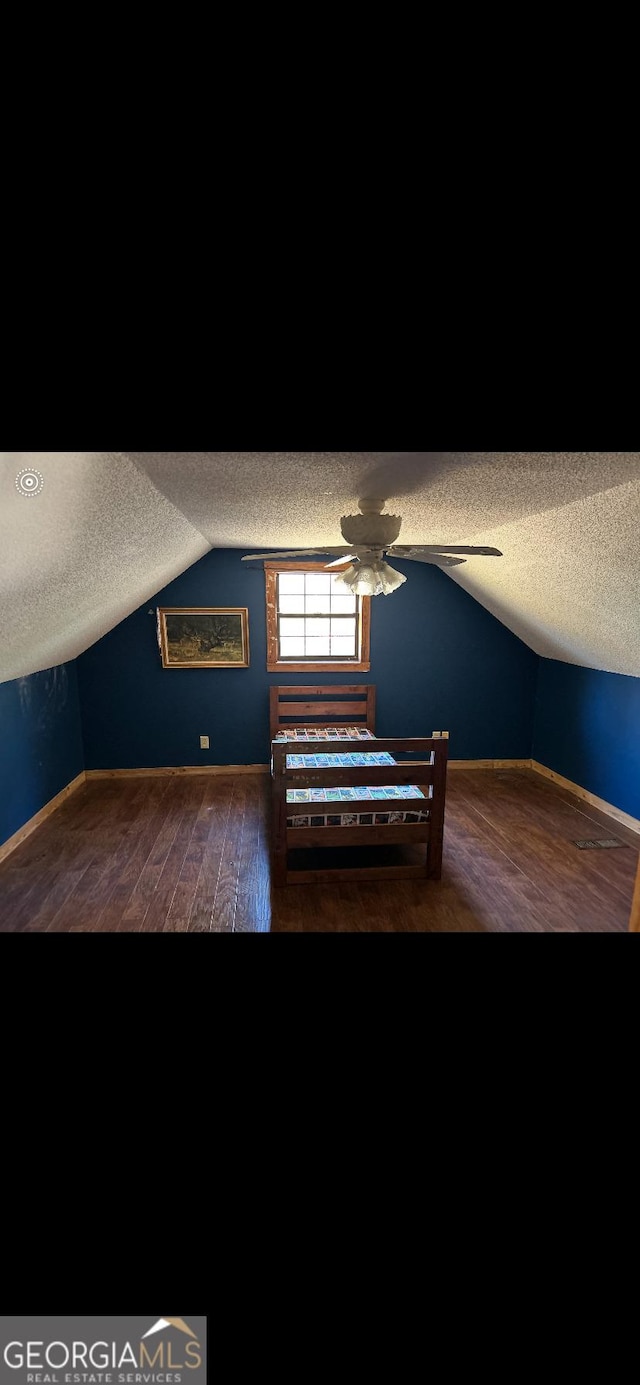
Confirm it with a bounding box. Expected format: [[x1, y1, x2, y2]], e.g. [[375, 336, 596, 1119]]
[[158, 607, 250, 668]]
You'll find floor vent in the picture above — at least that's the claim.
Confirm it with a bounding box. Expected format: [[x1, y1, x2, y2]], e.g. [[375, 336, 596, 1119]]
[[574, 839, 629, 850]]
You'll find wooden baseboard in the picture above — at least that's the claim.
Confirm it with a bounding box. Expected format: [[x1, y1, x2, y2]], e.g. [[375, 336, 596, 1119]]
[[530, 761, 640, 837], [85, 765, 271, 779], [448, 759, 533, 770], [0, 772, 86, 865]]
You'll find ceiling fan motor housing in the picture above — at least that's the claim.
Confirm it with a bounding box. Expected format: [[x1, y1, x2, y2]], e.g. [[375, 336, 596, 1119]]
[[340, 511, 402, 548]]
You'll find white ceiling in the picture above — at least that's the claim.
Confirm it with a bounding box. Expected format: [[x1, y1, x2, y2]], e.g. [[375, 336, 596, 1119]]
[[1, 451, 639, 682]]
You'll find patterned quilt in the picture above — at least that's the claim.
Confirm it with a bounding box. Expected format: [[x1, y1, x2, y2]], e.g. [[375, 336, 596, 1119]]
[[274, 726, 375, 741]]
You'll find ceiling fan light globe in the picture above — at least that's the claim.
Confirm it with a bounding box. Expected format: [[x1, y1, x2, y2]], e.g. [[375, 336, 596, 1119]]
[[343, 559, 407, 597], [351, 563, 379, 596], [378, 562, 407, 594], [332, 564, 359, 590]]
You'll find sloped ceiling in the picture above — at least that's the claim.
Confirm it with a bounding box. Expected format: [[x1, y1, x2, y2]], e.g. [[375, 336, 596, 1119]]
[[1, 451, 639, 683]]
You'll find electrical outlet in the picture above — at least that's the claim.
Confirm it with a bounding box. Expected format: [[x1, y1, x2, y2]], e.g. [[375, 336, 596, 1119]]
[[200, 736, 210, 749]]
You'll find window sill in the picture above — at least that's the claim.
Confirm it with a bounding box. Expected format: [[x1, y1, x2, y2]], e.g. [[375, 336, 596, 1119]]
[[267, 660, 371, 674]]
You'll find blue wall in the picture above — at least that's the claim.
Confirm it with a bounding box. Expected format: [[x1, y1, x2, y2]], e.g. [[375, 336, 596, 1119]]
[[0, 662, 85, 847], [533, 659, 640, 820], [77, 549, 539, 769]]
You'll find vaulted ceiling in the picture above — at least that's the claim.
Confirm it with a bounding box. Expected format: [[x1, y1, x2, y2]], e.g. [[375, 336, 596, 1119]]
[[2, 451, 639, 683]]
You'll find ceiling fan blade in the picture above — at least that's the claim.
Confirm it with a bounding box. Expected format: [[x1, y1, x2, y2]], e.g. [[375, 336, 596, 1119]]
[[242, 546, 355, 563], [241, 549, 332, 562], [400, 553, 467, 567], [390, 545, 503, 557], [324, 553, 356, 568]]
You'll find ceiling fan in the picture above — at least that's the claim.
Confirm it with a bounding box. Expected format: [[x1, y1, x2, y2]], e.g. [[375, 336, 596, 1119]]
[[241, 498, 503, 596]]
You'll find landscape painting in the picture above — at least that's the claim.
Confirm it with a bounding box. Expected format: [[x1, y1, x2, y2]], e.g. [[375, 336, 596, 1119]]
[[158, 608, 250, 668]]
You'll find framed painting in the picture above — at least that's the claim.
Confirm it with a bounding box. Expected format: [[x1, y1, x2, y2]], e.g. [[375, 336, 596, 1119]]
[[158, 607, 250, 668]]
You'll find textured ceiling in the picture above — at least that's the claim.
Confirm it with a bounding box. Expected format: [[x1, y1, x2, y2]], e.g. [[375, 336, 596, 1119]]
[[1, 451, 639, 683]]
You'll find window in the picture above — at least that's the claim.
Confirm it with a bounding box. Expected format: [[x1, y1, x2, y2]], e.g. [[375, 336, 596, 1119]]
[[265, 562, 371, 673]]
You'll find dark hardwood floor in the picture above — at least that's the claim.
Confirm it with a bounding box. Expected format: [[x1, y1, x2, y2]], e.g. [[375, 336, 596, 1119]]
[[0, 769, 637, 932]]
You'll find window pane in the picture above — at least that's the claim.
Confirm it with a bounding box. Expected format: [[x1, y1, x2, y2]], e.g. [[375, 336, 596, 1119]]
[[279, 594, 306, 615], [305, 594, 332, 614], [280, 637, 305, 658], [306, 618, 330, 638], [331, 635, 356, 656], [330, 592, 357, 614], [278, 573, 305, 594], [331, 618, 356, 639], [305, 574, 331, 594], [270, 565, 363, 665], [280, 618, 305, 638]]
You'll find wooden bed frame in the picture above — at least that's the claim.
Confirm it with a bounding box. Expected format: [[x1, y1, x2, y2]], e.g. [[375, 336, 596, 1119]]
[[270, 685, 448, 886]]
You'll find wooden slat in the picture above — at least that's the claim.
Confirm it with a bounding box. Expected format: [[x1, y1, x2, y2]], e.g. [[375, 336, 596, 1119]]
[[276, 685, 370, 697], [287, 824, 431, 848], [286, 797, 429, 815], [274, 737, 440, 755], [285, 764, 436, 788], [428, 737, 448, 879], [344, 738, 438, 754], [278, 700, 368, 719], [271, 731, 288, 887]]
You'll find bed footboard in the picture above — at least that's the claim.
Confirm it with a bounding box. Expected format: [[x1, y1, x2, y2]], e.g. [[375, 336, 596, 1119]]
[[271, 736, 448, 886]]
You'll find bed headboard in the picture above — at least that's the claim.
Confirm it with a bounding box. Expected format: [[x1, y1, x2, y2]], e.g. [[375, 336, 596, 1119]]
[[270, 685, 376, 741]]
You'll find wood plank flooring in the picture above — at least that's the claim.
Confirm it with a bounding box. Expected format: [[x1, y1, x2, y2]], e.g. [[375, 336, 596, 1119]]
[[0, 769, 636, 932]]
